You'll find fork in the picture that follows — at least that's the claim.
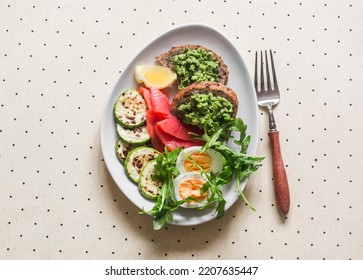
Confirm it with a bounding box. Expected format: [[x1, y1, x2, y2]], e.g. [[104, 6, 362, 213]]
[[254, 50, 290, 215]]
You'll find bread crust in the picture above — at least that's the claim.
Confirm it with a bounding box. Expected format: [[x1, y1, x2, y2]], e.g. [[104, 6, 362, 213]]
[[155, 45, 229, 85], [170, 81, 239, 120]]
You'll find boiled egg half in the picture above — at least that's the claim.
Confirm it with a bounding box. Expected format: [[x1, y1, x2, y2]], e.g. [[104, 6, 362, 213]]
[[173, 172, 209, 208], [176, 146, 224, 174]]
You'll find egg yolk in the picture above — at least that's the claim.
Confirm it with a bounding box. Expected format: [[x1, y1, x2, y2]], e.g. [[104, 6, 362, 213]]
[[184, 152, 212, 172], [178, 178, 208, 202]]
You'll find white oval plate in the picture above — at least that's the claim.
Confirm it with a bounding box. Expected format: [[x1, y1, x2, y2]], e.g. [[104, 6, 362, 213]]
[[100, 23, 258, 226]]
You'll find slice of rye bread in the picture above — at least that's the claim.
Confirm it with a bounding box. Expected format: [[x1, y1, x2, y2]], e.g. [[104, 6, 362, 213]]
[[170, 81, 239, 121], [155, 45, 229, 85]]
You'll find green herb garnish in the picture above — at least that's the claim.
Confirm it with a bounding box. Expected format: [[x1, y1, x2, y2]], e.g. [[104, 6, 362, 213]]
[[141, 118, 264, 230], [199, 118, 265, 211], [140, 147, 194, 230]]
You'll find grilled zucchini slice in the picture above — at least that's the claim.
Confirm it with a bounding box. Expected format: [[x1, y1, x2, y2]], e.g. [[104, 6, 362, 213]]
[[115, 138, 135, 164], [139, 160, 163, 200], [114, 89, 147, 128], [116, 123, 150, 145], [125, 147, 160, 183]]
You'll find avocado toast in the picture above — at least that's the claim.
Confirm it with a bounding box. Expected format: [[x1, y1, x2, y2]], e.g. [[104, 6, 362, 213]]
[[155, 45, 229, 90], [170, 81, 238, 133]]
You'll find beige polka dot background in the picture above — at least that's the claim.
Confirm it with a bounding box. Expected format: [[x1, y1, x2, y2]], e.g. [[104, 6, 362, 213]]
[[1, 0, 362, 260]]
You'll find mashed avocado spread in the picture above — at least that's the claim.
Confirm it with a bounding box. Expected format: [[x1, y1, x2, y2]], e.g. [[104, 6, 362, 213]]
[[173, 48, 219, 90], [178, 92, 233, 133]]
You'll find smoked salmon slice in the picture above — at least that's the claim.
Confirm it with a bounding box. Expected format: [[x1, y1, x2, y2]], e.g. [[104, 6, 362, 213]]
[[138, 87, 152, 110], [156, 115, 204, 142], [154, 125, 203, 151], [140, 87, 204, 151], [146, 110, 164, 152], [150, 87, 170, 118]]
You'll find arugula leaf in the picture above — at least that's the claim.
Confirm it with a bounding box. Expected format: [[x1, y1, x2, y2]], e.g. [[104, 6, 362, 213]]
[[199, 118, 264, 210], [199, 171, 227, 218], [141, 117, 264, 230], [141, 147, 185, 230]]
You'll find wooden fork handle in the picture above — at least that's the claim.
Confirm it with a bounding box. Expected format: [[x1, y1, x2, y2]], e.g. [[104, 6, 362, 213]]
[[268, 130, 290, 215]]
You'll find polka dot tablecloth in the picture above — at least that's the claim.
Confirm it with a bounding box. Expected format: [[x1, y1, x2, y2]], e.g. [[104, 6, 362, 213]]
[[1, 0, 362, 260]]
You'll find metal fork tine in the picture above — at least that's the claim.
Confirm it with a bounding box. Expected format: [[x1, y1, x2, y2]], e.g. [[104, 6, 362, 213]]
[[254, 51, 258, 92], [265, 50, 271, 90], [269, 50, 279, 91], [260, 51, 264, 91]]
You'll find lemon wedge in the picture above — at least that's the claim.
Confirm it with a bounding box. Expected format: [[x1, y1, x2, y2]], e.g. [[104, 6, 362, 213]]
[[134, 65, 177, 89]]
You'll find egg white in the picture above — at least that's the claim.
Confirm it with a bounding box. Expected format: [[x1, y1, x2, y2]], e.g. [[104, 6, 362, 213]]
[[175, 146, 224, 174]]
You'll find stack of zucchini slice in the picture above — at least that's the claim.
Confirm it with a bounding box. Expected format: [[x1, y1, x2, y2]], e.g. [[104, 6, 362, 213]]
[[113, 89, 161, 199]]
